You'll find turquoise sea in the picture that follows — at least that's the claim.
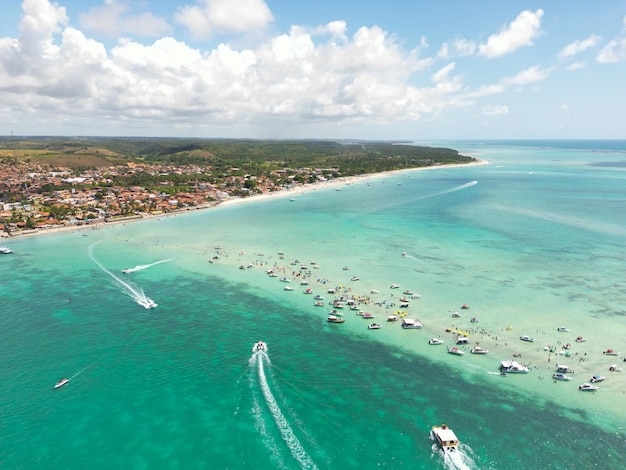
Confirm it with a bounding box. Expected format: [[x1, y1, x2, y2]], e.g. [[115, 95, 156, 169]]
[[1, 140, 625, 469]]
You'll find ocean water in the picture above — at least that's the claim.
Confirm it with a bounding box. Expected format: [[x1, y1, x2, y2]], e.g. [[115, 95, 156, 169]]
[[1, 140, 625, 469]]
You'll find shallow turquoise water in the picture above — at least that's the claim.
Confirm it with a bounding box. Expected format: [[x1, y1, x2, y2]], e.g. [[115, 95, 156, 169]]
[[1, 141, 625, 469]]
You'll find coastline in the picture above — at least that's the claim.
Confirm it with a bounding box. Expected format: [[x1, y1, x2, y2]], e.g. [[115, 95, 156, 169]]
[[3, 159, 488, 240]]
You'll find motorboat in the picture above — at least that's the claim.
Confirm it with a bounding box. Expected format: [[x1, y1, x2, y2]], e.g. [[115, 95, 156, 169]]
[[609, 364, 623, 372], [460, 304, 470, 309], [552, 372, 571, 381], [431, 424, 459, 453], [603, 349, 620, 356], [519, 335, 535, 342], [387, 315, 398, 322], [279, 277, 291, 282], [557, 327, 570, 332], [314, 301, 324, 307], [455, 337, 469, 345], [578, 383, 598, 391], [300, 280, 309, 285], [556, 365, 573, 374], [470, 346, 489, 354], [0, 246, 13, 254], [362, 312, 375, 319], [122, 267, 133, 273], [314, 294, 324, 300], [389, 283, 400, 289], [428, 338, 444, 345], [137, 297, 157, 309], [575, 336, 587, 342], [253, 341, 267, 353], [447, 347, 465, 356], [283, 286, 294, 291], [303, 288, 314, 294], [590, 374, 605, 383], [500, 360, 530, 373], [451, 312, 462, 318], [368, 323, 381, 330], [350, 276, 360, 281], [401, 318, 423, 329], [327, 315, 345, 323], [370, 289, 379, 294], [54, 378, 70, 389], [470, 317, 479, 323]]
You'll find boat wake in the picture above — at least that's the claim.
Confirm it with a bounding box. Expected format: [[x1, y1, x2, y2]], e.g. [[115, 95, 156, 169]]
[[122, 259, 171, 273], [89, 242, 158, 309], [417, 180, 478, 201], [250, 345, 317, 470], [433, 443, 478, 470]]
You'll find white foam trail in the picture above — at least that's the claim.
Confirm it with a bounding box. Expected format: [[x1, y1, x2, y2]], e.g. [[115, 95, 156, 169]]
[[253, 350, 317, 470], [414, 180, 478, 201], [123, 259, 171, 273], [433, 443, 477, 470], [89, 242, 157, 308]]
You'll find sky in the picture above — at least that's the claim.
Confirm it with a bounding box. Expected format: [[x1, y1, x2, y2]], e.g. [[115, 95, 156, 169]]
[[1, 0, 625, 140]]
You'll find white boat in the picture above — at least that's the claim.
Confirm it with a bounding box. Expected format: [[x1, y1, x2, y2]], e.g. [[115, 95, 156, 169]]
[[0, 246, 13, 254], [362, 312, 375, 319], [470, 346, 489, 354], [368, 323, 381, 330], [137, 297, 157, 309], [253, 341, 267, 353], [519, 335, 535, 342], [603, 349, 620, 356], [428, 338, 444, 345], [557, 327, 570, 332], [609, 364, 623, 372], [350, 276, 360, 281], [590, 374, 605, 383], [54, 378, 70, 389], [448, 347, 465, 356], [314, 294, 324, 300], [389, 283, 400, 289], [303, 288, 314, 294], [314, 301, 324, 307], [370, 289, 379, 294], [451, 312, 462, 318], [387, 315, 398, 322], [401, 318, 422, 329], [575, 336, 587, 342], [327, 315, 345, 323], [431, 424, 459, 453], [552, 372, 571, 381], [455, 337, 469, 345], [500, 360, 530, 373], [578, 383, 598, 391], [283, 286, 294, 291], [556, 365, 573, 374], [279, 277, 291, 282], [122, 268, 133, 273]]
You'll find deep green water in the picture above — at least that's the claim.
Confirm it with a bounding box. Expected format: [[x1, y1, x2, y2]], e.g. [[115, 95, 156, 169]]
[[1, 141, 625, 469]]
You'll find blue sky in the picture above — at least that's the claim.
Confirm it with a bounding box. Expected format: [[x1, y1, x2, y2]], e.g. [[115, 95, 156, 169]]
[[1, 0, 625, 139]]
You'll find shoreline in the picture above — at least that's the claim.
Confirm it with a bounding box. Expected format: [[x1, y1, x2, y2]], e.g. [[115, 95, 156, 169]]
[[2, 160, 488, 240]]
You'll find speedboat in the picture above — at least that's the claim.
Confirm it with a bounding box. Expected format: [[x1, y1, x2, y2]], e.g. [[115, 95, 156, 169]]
[[603, 349, 620, 356], [303, 288, 313, 294], [578, 383, 598, 391], [137, 297, 157, 309], [327, 315, 345, 323], [389, 283, 400, 289], [470, 317, 479, 323], [279, 277, 291, 282], [461, 304, 470, 309], [590, 374, 605, 383], [368, 323, 381, 330], [556, 365, 573, 374], [448, 347, 465, 356], [0, 246, 13, 254], [54, 378, 70, 389], [350, 276, 360, 281], [429, 338, 444, 345], [122, 268, 133, 273], [283, 286, 294, 291], [387, 315, 398, 322], [314, 294, 324, 300], [470, 346, 489, 354], [609, 364, 623, 372], [431, 424, 459, 453], [253, 341, 267, 353], [519, 335, 535, 342], [557, 327, 570, 332], [500, 360, 530, 373], [362, 312, 375, 319], [552, 372, 571, 381], [575, 336, 587, 342], [456, 337, 469, 345], [451, 312, 462, 318], [314, 301, 324, 307]]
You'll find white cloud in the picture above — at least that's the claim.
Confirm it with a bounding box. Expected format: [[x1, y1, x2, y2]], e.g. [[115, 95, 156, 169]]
[[502, 65, 550, 86], [175, 0, 273, 39], [79, 0, 171, 38], [596, 38, 626, 63], [478, 9, 543, 58], [558, 35, 601, 58], [566, 61, 585, 71], [481, 105, 509, 116]]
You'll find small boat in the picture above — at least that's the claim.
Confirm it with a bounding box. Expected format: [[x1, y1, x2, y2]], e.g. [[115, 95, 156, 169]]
[[455, 337, 469, 345], [578, 383, 598, 391], [303, 288, 314, 294], [283, 286, 294, 291], [279, 277, 291, 282], [327, 315, 345, 323], [350, 276, 360, 281], [461, 304, 470, 309], [387, 315, 398, 322], [575, 336, 587, 342], [431, 424, 459, 453], [314, 294, 324, 300], [552, 372, 571, 381], [368, 323, 381, 330], [362, 312, 375, 319], [137, 297, 158, 309], [370, 289, 379, 294], [557, 327, 570, 332], [342, 266, 350, 270], [519, 335, 535, 342], [470, 317, 479, 323], [429, 338, 444, 345], [54, 378, 70, 389], [0, 246, 13, 254], [389, 283, 400, 289], [603, 349, 620, 356], [253, 341, 267, 353], [470, 346, 489, 354], [300, 280, 309, 285], [590, 374, 605, 383], [609, 364, 623, 372], [556, 365, 573, 374], [451, 312, 462, 318], [448, 347, 465, 356], [314, 301, 324, 307]]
